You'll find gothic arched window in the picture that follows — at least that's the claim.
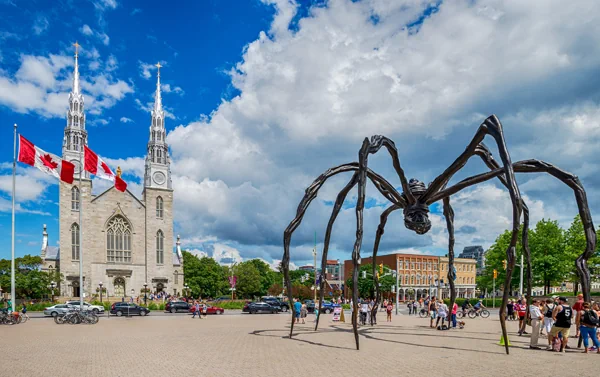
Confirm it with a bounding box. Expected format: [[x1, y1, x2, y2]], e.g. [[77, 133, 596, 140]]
[[71, 223, 80, 260], [156, 230, 164, 264], [71, 186, 80, 211], [106, 216, 132, 263], [174, 270, 179, 284], [74, 102, 79, 112], [156, 196, 163, 218]]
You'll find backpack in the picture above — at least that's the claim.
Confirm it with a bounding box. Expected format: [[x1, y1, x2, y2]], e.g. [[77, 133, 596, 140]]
[[583, 310, 599, 326], [552, 336, 562, 352]]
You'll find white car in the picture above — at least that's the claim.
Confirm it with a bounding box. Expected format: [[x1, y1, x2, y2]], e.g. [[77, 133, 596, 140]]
[[66, 301, 105, 314]]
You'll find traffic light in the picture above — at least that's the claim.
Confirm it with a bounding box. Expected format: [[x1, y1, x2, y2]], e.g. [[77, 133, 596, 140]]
[[493, 269, 498, 279], [379, 263, 384, 275], [502, 260, 507, 270]]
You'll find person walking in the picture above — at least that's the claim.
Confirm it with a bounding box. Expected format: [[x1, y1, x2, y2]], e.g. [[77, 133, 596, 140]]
[[408, 300, 413, 315], [506, 300, 514, 321], [542, 298, 555, 346], [572, 293, 584, 338], [575, 302, 600, 353], [436, 300, 448, 329], [300, 302, 307, 324], [191, 301, 200, 319], [516, 300, 527, 335], [360, 300, 369, 326], [386, 301, 393, 322], [451, 301, 458, 329], [549, 297, 573, 352], [21, 303, 29, 321], [202, 302, 208, 318], [429, 297, 438, 328], [293, 299, 302, 324], [529, 299, 544, 349], [412, 300, 417, 315]]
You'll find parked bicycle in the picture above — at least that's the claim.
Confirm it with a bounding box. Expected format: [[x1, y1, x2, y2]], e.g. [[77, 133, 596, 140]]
[[54, 308, 99, 325]]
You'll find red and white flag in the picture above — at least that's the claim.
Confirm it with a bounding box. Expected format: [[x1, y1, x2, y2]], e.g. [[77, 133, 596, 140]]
[[84, 145, 127, 192], [18, 135, 75, 184]]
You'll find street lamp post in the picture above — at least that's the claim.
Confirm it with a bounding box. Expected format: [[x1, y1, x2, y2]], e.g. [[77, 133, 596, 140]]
[[184, 284, 189, 298], [143, 283, 148, 305], [99, 281, 103, 303], [50, 281, 56, 303]]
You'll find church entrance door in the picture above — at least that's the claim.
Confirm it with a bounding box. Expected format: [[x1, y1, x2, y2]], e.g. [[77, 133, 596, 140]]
[[114, 277, 125, 297], [72, 281, 80, 298]]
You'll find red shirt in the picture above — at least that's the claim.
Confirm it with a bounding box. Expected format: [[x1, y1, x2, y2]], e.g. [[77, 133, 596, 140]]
[[452, 303, 458, 314], [572, 300, 584, 312], [516, 303, 526, 316]]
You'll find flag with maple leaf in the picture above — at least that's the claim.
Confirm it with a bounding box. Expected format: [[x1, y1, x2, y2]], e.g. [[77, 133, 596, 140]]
[[17, 135, 74, 184], [84, 145, 127, 192]]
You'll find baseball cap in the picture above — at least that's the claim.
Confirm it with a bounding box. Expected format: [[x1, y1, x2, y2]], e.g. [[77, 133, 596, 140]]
[[551, 295, 558, 299], [558, 296, 568, 302]]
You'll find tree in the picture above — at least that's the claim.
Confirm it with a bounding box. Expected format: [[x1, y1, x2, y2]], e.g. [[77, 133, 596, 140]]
[[247, 259, 275, 297], [182, 251, 228, 298], [563, 215, 600, 295], [477, 227, 525, 294], [529, 219, 566, 294], [234, 261, 262, 299], [0, 255, 62, 299], [344, 264, 394, 299]]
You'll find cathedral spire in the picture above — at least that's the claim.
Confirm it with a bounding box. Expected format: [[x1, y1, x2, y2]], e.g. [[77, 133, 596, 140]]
[[72, 41, 81, 95], [144, 61, 172, 190], [154, 62, 163, 114]]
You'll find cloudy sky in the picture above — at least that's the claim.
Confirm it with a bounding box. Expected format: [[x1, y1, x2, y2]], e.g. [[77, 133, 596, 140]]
[[1, 0, 600, 269]]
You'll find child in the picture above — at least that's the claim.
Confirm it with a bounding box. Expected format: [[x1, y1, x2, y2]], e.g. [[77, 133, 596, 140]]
[[386, 301, 393, 322]]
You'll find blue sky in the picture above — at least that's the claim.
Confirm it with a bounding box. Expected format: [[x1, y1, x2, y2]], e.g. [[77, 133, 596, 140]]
[[1, 0, 600, 269]]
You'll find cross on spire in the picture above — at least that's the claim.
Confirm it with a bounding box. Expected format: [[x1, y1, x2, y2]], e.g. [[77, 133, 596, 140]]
[[73, 41, 80, 57], [156, 62, 162, 76]]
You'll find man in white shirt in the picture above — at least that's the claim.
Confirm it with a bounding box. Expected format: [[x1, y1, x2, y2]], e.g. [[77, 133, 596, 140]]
[[529, 299, 544, 349]]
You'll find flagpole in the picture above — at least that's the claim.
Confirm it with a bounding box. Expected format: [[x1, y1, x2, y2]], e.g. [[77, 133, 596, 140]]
[[79, 144, 84, 308], [10, 124, 17, 312]]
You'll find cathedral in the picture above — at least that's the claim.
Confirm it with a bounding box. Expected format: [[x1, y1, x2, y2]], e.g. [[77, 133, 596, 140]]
[[40, 47, 184, 299]]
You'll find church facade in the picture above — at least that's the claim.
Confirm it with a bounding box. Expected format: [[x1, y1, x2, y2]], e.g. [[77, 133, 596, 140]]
[[41, 49, 183, 299]]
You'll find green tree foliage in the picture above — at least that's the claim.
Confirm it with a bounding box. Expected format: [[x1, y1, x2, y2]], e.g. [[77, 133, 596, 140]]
[[344, 264, 395, 298], [0, 255, 62, 299], [247, 259, 276, 296], [563, 215, 600, 293], [477, 226, 525, 293], [182, 251, 228, 298], [234, 261, 262, 298], [529, 219, 566, 292]]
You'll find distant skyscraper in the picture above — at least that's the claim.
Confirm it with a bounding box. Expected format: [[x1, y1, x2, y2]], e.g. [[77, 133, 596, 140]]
[[458, 246, 485, 275]]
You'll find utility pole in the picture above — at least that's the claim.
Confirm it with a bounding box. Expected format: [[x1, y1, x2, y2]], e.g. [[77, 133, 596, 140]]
[[395, 256, 399, 315], [313, 231, 317, 303], [519, 254, 524, 297]]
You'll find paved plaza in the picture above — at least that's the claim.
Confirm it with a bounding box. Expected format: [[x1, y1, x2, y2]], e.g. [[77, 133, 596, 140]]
[[4, 313, 597, 376]]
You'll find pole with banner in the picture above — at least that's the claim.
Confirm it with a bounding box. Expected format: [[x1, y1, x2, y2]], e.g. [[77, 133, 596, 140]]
[[395, 256, 399, 315], [493, 269, 497, 308], [229, 276, 237, 299], [79, 143, 84, 308], [10, 124, 17, 312]]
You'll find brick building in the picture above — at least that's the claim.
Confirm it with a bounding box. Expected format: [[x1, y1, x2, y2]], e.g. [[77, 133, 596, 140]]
[[343, 253, 477, 301]]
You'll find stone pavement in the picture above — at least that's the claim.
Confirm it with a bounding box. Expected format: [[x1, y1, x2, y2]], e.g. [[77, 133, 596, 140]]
[[4, 313, 597, 376]]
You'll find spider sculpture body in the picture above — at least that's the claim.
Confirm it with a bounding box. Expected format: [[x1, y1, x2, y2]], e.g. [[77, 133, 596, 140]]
[[282, 115, 596, 354]]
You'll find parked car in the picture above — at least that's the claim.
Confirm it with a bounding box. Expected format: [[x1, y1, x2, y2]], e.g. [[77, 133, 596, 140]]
[[303, 299, 316, 313], [110, 302, 150, 316], [66, 301, 105, 314], [242, 302, 279, 314], [43, 304, 73, 317], [261, 297, 289, 312], [213, 296, 231, 302], [320, 301, 341, 314], [188, 305, 224, 315], [165, 301, 191, 313]]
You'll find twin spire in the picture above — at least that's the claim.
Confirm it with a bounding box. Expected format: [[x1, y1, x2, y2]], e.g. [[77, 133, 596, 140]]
[[72, 41, 81, 95], [154, 62, 163, 114]]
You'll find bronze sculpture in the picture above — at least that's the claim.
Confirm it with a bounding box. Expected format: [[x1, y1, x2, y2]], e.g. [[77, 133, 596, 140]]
[[282, 115, 596, 354]]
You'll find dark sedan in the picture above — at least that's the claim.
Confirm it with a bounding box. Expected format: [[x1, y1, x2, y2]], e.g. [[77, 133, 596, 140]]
[[110, 302, 150, 316], [242, 302, 279, 314], [165, 301, 190, 313]]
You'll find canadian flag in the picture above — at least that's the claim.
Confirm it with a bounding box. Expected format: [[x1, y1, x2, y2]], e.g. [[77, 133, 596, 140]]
[[84, 145, 127, 192], [18, 136, 75, 184]]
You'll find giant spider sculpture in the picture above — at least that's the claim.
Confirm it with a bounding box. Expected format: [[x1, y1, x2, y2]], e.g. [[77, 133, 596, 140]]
[[282, 115, 596, 354]]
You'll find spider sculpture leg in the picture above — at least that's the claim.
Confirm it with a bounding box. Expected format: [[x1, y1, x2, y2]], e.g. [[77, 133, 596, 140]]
[[442, 198, 457, 315], [370, 205, 402, 327], [315, 173, 359, 332], [283, 163, 403, 339], [433, 159, 597, 303], [474, 145, 533, 317], [422, 116, 523, 355]]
